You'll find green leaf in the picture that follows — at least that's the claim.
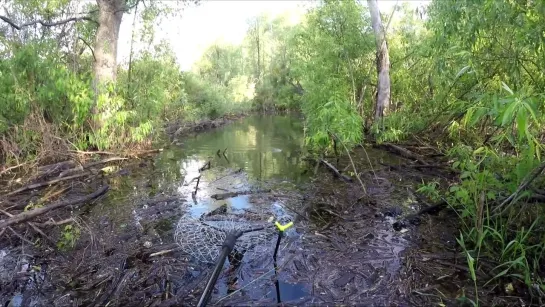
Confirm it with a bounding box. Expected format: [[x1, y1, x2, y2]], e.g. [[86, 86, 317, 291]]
[[501, 101, 518, 126], [522, 101, 538, 122], [501, 81, 514, 95], [516, 111, 528, 140], [455, 65, 471, 79]]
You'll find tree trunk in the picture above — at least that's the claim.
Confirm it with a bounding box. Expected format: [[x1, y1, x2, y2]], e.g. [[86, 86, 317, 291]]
[[92, 0, 125, 130], [367, 0, 391, 121]]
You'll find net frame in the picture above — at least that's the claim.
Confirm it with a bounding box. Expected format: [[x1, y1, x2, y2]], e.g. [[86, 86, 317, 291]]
[[174, 205, 279, 264]]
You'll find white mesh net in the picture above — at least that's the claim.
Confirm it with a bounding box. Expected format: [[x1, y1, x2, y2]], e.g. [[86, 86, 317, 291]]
[[174, 205, 279, 264]]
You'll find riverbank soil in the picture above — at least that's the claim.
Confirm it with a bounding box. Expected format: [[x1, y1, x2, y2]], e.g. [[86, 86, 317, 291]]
[[0, 115, 532, 306]]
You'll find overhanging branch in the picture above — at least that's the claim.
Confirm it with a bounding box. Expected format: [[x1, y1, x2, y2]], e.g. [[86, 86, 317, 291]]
[[78, 36, 96, 61], [0, 15, 98, 31]]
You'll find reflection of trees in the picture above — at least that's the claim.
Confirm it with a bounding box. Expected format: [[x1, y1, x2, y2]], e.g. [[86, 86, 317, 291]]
[[155, 115, 306, 183]]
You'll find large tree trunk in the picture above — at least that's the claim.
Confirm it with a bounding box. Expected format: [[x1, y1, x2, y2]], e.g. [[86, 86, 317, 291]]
[[367, 0, 391, 121], [92, 0, 125, 130]]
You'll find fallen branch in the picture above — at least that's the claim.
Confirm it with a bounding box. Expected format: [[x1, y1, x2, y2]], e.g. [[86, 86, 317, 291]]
[[69, 150, 116, 155], [0, 161, 31, 176], [149, 247, 182, 257], [319, 159, 353, 182], [378, 143, 429, 165], [0, 209, 55, 245], [33, 218, 75, 227], [82, 157, 128, 169], [0, 185, 109, 229], [493, 161, 545, 216], [7, 226, 34, 245], [37, 160, 76, 176], [4, 172, 89, 197], [329, 132, 366, 194], [210, 189, 271, 200]]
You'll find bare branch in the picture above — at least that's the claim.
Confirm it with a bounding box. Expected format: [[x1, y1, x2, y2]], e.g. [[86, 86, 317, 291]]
[[78, 36, 96, 61], [0, 15, 98, 31]]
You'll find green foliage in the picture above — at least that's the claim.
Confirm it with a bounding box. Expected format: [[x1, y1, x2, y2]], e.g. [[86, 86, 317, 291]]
[[57, 224, 81, 251]]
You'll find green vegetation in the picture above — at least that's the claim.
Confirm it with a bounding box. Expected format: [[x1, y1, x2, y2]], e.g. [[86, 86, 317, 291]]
[[2, 0, 545, 302]]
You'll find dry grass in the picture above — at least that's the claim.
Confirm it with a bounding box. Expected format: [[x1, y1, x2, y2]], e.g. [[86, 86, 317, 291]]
[[1, 109, 71, 179]]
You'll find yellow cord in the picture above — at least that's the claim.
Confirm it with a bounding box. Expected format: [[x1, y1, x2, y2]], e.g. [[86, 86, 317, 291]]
[[274, 221, 294, 232]]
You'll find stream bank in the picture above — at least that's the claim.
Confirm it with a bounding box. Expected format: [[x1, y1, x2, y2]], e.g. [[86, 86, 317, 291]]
[[0, 115, 525, 306]]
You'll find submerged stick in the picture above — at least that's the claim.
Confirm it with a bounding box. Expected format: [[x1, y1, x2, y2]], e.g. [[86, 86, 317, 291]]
[[195, 175, 201, 193], [0, 185, 109, 229], [199, 161, 211, 172], [210, 189, 271, 200]]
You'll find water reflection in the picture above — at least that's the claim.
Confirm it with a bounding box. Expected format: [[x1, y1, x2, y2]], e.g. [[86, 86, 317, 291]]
[[154, 114, 307, 192]]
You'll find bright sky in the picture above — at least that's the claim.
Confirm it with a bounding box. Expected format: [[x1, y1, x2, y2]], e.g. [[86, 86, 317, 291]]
[[117, 1, 429, 71]]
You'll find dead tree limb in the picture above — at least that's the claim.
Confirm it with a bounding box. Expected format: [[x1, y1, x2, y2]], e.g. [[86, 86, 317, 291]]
[[493, 161, 545, 216], [320, 159, 353, 182], [0, 185, 109, 229], [0, 209, 55, 245], [379, 143, 429, 165], [5, 173, 89, 197], [33, 218, 75, 227]]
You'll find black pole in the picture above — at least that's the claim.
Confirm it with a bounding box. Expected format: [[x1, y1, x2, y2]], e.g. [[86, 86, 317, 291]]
[[197, 230, 242, 307], [273, 230, 284, 304]]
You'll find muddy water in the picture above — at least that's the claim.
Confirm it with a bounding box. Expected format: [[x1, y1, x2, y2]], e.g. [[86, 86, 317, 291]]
[[2, 114, 437, 307]]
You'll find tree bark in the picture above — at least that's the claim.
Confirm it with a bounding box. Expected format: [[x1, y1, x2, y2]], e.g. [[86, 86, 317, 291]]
[[92, 0, 125, 129], [367, 0, 391, 121]]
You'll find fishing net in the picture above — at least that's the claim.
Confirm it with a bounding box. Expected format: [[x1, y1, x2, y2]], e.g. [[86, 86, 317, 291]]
[[174, 204, 280, 264]]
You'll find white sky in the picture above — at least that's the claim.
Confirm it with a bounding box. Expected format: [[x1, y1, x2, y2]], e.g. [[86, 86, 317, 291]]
[[117, 0, 429, 71]]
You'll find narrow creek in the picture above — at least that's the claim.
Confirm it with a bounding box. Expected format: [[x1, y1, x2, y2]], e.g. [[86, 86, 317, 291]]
[[1, 114, 462, 306]]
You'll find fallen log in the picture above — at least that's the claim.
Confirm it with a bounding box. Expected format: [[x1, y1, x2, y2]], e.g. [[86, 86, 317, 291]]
[[0, 185, 109, 229], [210, 189, 271, 200], [320, 159, 353, 182], [379, 143, 429, 165]]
